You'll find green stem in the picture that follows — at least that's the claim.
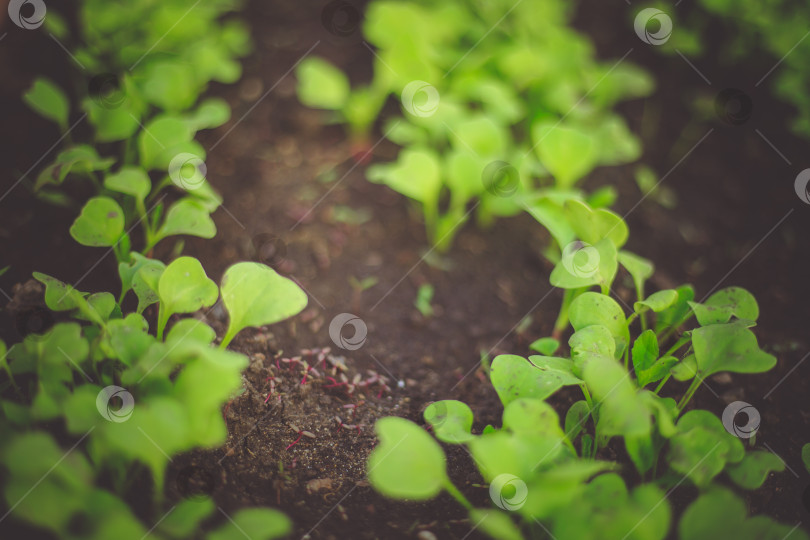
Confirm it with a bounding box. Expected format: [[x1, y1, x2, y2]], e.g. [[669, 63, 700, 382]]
[[443, 479, 472, 510], [654, 374, 671, 395], [219, 325, 236, 349], [156, 306, 169, 341], [676, 375, 703, 414], [659, 312, 695, 343], [663, 335, 691, 358], [552, 288, 576, 338], [580, 384, 594, 411]]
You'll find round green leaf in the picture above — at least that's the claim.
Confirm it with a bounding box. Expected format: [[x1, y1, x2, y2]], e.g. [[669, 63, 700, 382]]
[[726, 451, 785, 490], [424, 400, 475, 444], [104, 167, 151, 203], [157, 257, 218, 338], [219, 262, 308, 348], [367, 417, 447, 500], [206, 508, 291, 540], [296, 57, 350, 110], [70, 196, 125, 247], [569, 292, 629, 356], [692, 322, 776, 377], [24, 78, 69, 128]]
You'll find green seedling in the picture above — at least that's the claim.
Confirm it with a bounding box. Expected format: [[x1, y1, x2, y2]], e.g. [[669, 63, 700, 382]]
[[297, 0, 653, 250], [219, 262, 308, 348], [414, 283, 435, 318], [366, 278, 798, 539]]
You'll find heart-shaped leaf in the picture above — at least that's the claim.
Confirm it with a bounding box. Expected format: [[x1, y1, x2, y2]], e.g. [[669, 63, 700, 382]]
[[154, 198, 217, 244], [583, 354, 650, 439], [726, 451, 785, 490], [296, 57, 350, 110], [424, 400, 475, 443], [156, 257, 218, 339], [667, 410, 743, 488], [688, 287, 759, 326], [490, 354, 580, 407], [654, 284, 695, 333], [468, 509, 524, 540], [367, 147, 442, 207], [532, 123, 598, 189], [618, 250, 654, 298], [367, 417, 447, 500], [692, 321, 776, 377], [529, 337, 559, 356], [550, 237, 618, 292], [104, 167, 151, 204], [503, 398, 566, 442], [70, 197, 125, 247], [206, 508, 291, 540], [569, 292, 629, 357], [563, 199, 629, 248], [24, 78, 69, 129], [219, 262, 308, 348]]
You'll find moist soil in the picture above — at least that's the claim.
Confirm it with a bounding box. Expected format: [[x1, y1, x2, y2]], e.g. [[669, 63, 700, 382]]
[[0, 1, 808, 539]]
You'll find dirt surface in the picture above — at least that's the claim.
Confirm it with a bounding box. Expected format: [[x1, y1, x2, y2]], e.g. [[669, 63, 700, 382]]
[[1, 0, 809, 539]]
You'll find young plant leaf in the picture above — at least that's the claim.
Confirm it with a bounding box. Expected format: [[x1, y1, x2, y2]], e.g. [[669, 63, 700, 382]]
[[424, 400, 475, 443], [33, 272, 87, 312], [366, 147, 442, 206], [219, 262, 308, 348], [490, 354, 580, 407], [184, 98, 231, 131], [154, 198, 217, 243], [654, 284, 695, 333], [35, 145, 115, 190], [502, 398, 566, 442], [205, 508, 291, 540], [24, 78, 69, 129], [583, 354, 651, 438], [131, 258, 166, 314], [468, 509, 524, 540], [69, 197, 125, 247], [667, 410, 743, 488], [564, 200, 628, 248], [569, 325, 616, 360], [625, 434, 655, 475], [634, 289, 678, 314], [618, 250, 654, 299], [637, 356, 677, 388], [564, 400, 590, 442], [725, 451, 785, 490], [670, 354, 698, 381], [156, 257, 218, 339], [367, 417, 447, 500], [138, 116, 193, 169], [532, 123, 597, 189], [688, 286, 759, 326], [691, 321, 776, 377], [296, 57, 350, 110], [631, 330, 659, 372], [529, 337, 559, 356], [104, 167, 151, 204], [569, 292, 629, 357], [550, 237, 618, 291], [803, 443, 810, 474]]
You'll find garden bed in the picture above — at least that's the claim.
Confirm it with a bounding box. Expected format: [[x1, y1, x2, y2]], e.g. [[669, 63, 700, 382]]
[[1, 0, 808, 539]]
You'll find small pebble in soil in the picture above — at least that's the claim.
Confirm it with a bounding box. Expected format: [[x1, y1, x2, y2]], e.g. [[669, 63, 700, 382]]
[[418, 531, 438, 540]]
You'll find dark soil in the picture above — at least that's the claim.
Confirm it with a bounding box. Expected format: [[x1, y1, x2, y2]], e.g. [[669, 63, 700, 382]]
[[0, 1, 808, 539]]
